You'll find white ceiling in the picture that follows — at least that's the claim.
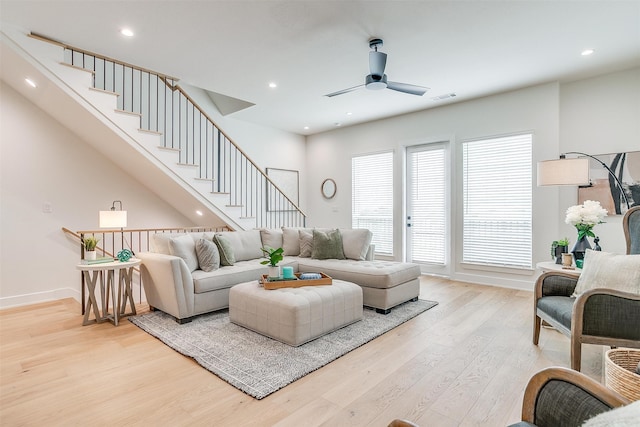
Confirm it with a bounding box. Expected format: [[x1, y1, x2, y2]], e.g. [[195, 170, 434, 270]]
[[1, 0, 639, 136]]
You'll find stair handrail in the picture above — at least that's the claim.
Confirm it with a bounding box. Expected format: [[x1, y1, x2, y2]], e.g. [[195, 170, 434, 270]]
[[32, 32, 306, 221]]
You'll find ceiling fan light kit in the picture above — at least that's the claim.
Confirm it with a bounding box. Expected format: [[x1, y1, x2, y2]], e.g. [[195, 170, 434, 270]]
[[325, 37, 428, 98]]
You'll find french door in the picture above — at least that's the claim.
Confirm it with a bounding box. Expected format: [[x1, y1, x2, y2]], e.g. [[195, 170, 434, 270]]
[[406, 143, 449, 274]]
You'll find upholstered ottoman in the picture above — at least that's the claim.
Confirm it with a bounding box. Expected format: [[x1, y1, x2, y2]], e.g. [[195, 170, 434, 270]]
[[229, 280, 363, 346]]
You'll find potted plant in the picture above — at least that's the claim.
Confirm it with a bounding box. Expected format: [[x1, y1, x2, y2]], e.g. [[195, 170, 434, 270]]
[[82, 235, 100, 260], [551, 238, 569, 264], [260, 246, 284, 279]]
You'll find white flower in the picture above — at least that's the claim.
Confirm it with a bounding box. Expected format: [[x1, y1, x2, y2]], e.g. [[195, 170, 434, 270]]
[[565, 200, 608, 227]]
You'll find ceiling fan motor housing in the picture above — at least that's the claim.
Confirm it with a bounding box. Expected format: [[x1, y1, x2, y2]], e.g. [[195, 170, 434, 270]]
[[366, 74, 387, 90]]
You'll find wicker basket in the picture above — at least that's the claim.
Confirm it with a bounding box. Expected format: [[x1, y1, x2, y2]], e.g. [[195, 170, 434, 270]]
[[605, 349, 640, 401]]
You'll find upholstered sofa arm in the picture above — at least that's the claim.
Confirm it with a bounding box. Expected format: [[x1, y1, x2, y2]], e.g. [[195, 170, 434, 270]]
[[137, 252, 195, 320], [534, 272, 578, 299], [515, 367, 629, 427], [574, 288, 640, 341]]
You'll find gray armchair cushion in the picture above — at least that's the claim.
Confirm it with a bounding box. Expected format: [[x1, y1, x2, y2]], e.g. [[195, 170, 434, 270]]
[[533, 380, 612, 427], [537, 296, 575, 330]]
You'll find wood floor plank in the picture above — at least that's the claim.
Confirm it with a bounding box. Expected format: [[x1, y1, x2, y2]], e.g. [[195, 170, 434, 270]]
[[0, 277, 607, 426]]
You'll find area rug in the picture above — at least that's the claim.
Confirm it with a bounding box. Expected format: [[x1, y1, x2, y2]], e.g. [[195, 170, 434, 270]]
[[129, 299, 437, 399]]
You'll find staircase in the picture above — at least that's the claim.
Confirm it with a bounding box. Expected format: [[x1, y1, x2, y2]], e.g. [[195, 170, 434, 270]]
[[4, 29, 305, 230]]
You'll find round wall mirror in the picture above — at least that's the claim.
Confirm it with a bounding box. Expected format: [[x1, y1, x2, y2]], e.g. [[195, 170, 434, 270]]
[[321, 178, 337, 199]]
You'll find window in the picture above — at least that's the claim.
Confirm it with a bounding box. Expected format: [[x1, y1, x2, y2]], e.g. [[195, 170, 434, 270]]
[[352, 151, 393, 255], [462, 133, 532, 269]]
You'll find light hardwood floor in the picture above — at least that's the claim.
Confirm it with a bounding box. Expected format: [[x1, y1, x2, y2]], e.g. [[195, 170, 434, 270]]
[[0, 276, 605, 426]]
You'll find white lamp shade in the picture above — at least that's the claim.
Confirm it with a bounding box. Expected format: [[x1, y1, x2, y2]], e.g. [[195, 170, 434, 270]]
[[99, 210, 127, 228], [537, 158, 590, 186]]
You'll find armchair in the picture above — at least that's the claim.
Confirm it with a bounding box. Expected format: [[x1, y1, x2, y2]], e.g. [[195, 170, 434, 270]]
[[533, 206, 640, 371], [508, 367, 630, 427]]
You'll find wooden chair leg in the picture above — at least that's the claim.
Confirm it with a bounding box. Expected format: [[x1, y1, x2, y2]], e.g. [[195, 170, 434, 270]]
[[533, 313, 541, 345], [571, 337, 582, 371]]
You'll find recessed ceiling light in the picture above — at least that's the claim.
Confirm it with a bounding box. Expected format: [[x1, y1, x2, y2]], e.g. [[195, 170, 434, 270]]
[[303, 126, 309, 130], [25, 78, 37, 88], [581, 49, 595, 56], [346, 112, 353, 116], [120, 28, 134, 37], [268, 82, 277, 88], [195, 210, 203, 216]]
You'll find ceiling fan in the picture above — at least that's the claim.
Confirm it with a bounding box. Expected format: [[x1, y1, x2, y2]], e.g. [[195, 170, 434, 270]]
[[325, 38, 429, 98]]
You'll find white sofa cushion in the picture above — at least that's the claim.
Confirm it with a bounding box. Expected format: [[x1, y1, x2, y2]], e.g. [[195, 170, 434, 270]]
[[259, 228, 283, 250], [216, 230, 263, 262], [168, 234, 199, 272], [151, 232, 188, 255], [573, 250, 640, 296], [340, 228, 373, 261], [282, 227, 303, 256]]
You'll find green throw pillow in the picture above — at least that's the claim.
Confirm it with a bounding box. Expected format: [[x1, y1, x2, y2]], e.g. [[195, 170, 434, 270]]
[[311, 229, 346, 260], [213, 234, 235, 266]]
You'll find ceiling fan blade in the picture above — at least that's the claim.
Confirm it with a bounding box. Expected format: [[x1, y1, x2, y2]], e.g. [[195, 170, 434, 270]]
[[369, 51, 387, 76], [386, 81, 429, 96], [324, 84, 365, 97]]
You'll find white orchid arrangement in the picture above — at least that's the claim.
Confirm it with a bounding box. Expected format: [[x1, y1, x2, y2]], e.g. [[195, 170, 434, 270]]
[[565, 200, 608, 240]]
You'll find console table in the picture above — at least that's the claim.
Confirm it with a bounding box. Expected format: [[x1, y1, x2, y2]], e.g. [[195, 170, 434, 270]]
[[76, 258, 141, 326]]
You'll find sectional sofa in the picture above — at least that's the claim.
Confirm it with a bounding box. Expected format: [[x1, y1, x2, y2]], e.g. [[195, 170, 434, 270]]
[[138, 228, 421, 323]]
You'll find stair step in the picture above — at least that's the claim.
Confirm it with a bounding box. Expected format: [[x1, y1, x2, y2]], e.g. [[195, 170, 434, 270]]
[[138, 128, 162, 135], [194, 177, 215, 182], [239, 217, 256, 220], [177, 163, 199, 167], [158, 146, 180, 152], [211, 192, 230, 195], [114, 109, 142, 117], [226, 205, 244, 208], [89, 86, 119, 97], [59, 62, 95, 75]]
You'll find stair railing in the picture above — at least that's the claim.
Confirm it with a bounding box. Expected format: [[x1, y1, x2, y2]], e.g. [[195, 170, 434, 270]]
[[33, 33, 306, 229]]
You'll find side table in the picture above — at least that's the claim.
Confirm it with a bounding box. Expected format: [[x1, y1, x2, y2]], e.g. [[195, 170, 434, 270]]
[[76, 258, 141, 326], [536, 261, 582, 277]]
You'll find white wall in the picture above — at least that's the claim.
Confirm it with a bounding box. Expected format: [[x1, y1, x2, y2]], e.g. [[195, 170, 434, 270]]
[[306, 68, 640, 290], [0, 82, 193, 308], [558, 67, 640, 255]]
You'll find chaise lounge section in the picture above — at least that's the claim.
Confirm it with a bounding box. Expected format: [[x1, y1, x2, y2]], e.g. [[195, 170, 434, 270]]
[[138, 227, 421, 322]]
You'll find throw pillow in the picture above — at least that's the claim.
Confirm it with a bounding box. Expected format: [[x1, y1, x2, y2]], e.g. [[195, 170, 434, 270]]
[[340, 228, 373, 261], [213, 234, 236, 266], [573, 250, 640, 297], [168, 234, 199, 272], [195, 238, 220, 272], [582, 401, 640, 427], [311, 229, 346, 260], [299, 229, 313, 258], [151, 232, 187, 255]]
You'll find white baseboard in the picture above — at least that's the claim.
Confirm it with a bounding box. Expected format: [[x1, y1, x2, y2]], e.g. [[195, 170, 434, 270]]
[[450, 272, 535, 291], [0, 287, 81, 310]]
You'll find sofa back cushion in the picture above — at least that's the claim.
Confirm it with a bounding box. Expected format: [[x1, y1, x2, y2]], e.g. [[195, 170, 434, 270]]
[[168, 234, 199, 272], [340, 228, 373, 261], [260, 228, 283, 250], [216, 230, 263, 262], [151, 232, 188, 255]]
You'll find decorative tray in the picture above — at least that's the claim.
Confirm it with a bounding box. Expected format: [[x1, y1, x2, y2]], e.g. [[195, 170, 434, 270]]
[[260, 272, 332, 290]]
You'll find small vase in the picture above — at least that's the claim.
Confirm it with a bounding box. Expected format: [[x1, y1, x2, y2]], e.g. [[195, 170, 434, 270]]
[[571, 235, 591, 261], [268, 265, 281, 279], [85, 250, 97, 261]]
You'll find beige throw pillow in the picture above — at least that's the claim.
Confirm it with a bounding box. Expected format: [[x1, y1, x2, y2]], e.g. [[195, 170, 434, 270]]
[[259, 228, 283, 250], [282, 227, 302, 256], [299, 229, 313, 257], [573, 250, 640, 297]]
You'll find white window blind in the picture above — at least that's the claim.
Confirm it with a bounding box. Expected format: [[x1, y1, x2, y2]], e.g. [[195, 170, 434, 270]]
[[408, 146, 446, 265], [462, 134, 532, 268], [352, 151, 393, 256]]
